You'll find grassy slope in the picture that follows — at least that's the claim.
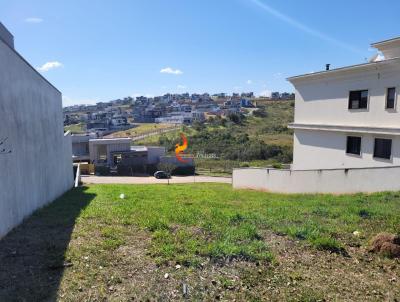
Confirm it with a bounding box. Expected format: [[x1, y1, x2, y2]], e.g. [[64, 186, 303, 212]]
[[135, 100, 294, 147], [136, 101, 294, 174], [1, 184, 399, 301], [105, 123, 177, 138], [244, 100, 294, 146], [64, 123, 86, 134]]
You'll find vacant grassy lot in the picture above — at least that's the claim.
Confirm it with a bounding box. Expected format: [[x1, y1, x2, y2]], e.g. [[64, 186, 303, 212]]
[[0, 184, 399, 301], [105, 123, 178, 139]]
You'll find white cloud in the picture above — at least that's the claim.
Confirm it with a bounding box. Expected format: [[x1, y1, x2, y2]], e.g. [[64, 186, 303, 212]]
[[177, 85, 186, 89], [160, 67, 183, 75], [273, 72, 283, 78], [37, 61, 63, 72], [25, 17, 43, 24], [233, 86, 243, 91], [246, 80, 253, 84]]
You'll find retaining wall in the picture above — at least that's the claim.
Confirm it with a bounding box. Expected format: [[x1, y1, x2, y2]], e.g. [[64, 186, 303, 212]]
[[233, 166, 400, 194]]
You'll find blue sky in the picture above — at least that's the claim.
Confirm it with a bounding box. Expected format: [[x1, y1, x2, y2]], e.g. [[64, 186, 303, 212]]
[[1, 0, 400, 106]]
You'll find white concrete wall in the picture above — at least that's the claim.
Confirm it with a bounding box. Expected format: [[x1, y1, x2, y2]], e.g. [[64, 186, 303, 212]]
[[0, 38, 73, 238], [233, 166, 400, 194], [291, 62, 400, 128], [292, 129, 400, 170]]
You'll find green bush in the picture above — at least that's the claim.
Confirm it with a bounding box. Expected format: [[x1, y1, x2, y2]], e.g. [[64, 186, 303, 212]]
[[95, 166, 110, 176], [173, 165, 195, 176]]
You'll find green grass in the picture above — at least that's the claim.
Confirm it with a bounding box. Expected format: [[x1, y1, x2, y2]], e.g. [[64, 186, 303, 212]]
[[134, 100, 294, 150], [51, 184, 400, 267], [105, 123, 178, 139], [64, 123, 86, 134]]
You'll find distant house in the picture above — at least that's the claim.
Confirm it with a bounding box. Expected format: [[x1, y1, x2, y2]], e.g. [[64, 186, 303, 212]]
[[155, 112, 192, 124], [241, 92, 254, 98], [72, 134, 92, 162], [240, 99, 254, 108], [270, 92, 280, 99], [86, 138, 165, 173], [110, 116, 128, 127], [288, 37, 400, 170]]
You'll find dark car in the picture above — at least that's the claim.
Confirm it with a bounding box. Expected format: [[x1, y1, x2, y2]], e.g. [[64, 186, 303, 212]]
[[154, 171, 171, 179]]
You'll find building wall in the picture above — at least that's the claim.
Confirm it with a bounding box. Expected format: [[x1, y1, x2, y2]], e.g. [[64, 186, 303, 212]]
[[72, 142, 89, 156], [292, 63, 400, 127], [292, 129, 400, 170], [0, 22, 14, 48], [0, 38, 73, 238], [147, 147, 166, 164], [89, 140, 131, 165], [289, 60, 400, 170], [233, 166, 400, 194]]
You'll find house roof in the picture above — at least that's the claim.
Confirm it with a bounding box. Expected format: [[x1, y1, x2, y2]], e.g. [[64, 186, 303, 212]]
[[89, 138, 132, 144], [371, 36, 400, 47], [288, 36, 400, 83], [287, 57, 400, 82]]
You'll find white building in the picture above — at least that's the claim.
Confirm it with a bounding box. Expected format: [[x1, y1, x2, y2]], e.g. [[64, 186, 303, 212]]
[[233, 36, 400, 194], [288, 37, 400, 170]]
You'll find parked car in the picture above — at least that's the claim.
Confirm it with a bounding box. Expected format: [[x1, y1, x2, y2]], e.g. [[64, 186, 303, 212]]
[[154, 171, 171, 179]]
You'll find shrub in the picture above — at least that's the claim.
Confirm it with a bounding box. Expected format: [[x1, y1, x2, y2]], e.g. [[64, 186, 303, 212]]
[[95, 166, 110, 176], [253, 108, 268, 118]]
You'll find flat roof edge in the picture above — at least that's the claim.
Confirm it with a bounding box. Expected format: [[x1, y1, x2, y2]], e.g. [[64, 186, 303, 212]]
[[287, 57, 400, 82], [371, 36, 400, 47]]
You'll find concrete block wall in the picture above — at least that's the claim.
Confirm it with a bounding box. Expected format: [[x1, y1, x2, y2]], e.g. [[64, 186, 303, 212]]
[[0, 37, 73, 238], [233, 166, 400, 194]]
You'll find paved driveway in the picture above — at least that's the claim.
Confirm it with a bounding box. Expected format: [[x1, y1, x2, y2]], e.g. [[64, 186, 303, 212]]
[[81, 175, 232, 185]]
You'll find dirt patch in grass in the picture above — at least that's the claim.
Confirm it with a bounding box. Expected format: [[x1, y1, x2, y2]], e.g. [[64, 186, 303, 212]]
[[1, 225, 399, 301], [57, 229, 400, 301]]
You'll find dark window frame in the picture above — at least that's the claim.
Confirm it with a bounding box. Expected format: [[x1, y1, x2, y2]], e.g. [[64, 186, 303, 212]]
[[348, 90, 369, 109], [386, 87, 396, 109], [346, 136, 362, 156], [373, 138, 392, 160]]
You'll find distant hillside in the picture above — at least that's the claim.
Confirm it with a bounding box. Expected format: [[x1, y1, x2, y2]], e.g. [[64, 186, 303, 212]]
[[137, 100, 294, 165]]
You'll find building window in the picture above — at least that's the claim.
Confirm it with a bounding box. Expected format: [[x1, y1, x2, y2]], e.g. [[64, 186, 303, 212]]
[[348, 90, 368, 109], [386, 87, 396, 109], [374, 138, 392, 159], [346, 136, 361, 155]]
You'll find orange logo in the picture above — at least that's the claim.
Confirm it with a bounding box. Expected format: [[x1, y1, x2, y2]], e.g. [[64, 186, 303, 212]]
[[175, 133, 189, 163]]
